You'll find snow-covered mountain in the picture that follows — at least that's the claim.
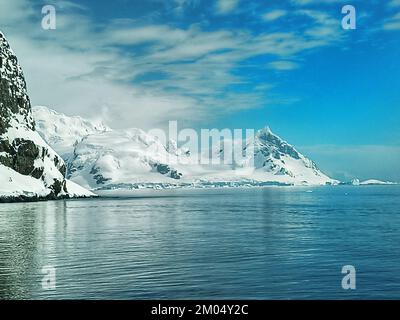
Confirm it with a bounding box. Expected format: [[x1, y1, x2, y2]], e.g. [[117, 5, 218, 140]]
[[67, 128, 191, 189], [218, 127, 334, 185], [0, 31, 93, 201], [33, 106, 337, 190], [33, 106, 109, 159]]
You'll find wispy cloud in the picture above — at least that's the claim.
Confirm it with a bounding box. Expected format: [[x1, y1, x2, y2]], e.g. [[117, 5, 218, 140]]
[[103, 24, 187, 46], [383, 12, 400, 30], [267, 60, 299, 70], [216, 0, 240, 15], [292, 9, 345, 46], [262, 10, 288, 22], [0, 0, 372, 129], [389, 0, 400, 7]]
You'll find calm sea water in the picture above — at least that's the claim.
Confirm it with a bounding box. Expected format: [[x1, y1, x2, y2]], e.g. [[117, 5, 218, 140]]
[[0, 186, 399, 300]]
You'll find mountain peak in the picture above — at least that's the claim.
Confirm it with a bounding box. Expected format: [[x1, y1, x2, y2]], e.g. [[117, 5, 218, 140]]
[[257, 126, 273, 135], [255, 126, 282, 141], [255, 126, 288, 148]]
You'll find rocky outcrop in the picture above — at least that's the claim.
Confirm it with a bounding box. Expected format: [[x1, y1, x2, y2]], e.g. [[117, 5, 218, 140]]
[[152, 162, 183, 180], [0, 31, 92, 200]]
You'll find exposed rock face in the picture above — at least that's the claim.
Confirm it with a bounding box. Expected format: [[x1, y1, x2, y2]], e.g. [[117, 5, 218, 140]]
[[248, 127, 324, 178], [0, 31, 69, 199], [255, 128, 301, 160], [0, 33, 33, 135], [152, 162, 183, 180]]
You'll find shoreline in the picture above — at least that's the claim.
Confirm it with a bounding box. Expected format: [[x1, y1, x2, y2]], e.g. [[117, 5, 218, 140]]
[[0, 194, 97, 204], [1, 184, 398, 203]]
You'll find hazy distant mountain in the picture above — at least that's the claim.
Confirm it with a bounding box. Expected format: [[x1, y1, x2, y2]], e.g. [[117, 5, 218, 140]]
[[0, 31, 93, 201], [33, 106, 337, 190]]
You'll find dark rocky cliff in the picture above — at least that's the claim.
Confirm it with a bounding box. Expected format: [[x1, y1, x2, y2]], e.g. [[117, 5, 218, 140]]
[[0, 31, 69, 199]]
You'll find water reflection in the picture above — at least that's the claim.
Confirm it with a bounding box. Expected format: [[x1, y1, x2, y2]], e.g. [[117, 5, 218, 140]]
[[0, 187, 399, 299]]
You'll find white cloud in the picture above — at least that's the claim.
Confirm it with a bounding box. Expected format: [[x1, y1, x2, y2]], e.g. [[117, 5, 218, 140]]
[[216, 0, 240, 15], [0, 0, 35, 26], [383, 12, 400, 30], [0, 0, 350, 129], [262, 10, 288, 22], [384, 21, 400, 30], [295, 9, 343, 40], [147, 29, 241, 61], [104, 24, 187, 46], [267, 61, 299, 70], [389, 0, 400, 7]]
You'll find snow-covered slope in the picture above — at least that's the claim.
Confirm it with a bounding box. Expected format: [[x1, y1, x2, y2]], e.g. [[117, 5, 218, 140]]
[[67, 128, 189, 189], [33, 106, 109, 159], [360, 179, 397, 185], [234, 127, 333, 185], [33, 106, 336, 190], [0, 31, 94, 201], [0, 164, 94, 200]]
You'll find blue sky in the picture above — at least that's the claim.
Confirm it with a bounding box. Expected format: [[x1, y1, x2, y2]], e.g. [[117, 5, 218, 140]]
[[0, 0, 399, 181]]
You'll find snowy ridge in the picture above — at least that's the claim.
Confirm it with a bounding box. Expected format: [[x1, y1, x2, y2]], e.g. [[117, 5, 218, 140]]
[[33, 106, 338, 190], [0, 164, 94, 200]]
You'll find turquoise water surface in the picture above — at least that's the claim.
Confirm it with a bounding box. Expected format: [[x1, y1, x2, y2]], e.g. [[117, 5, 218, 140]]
[[1, 186, 399, 299]]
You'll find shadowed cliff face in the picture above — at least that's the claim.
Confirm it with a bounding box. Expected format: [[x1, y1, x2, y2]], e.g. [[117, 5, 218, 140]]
[[0, 31, 68, 198]]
